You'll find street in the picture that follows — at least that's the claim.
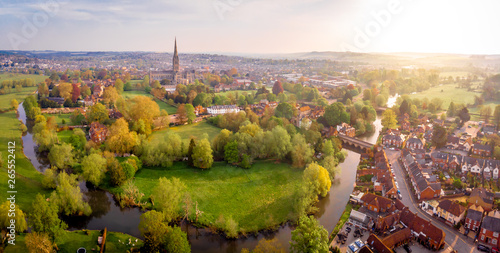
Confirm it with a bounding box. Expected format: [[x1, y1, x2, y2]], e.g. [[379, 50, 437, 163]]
[[385, 149, 481, 253]]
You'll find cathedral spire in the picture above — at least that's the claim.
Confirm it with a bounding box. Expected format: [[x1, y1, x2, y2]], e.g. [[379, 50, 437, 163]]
[[173, 37, 179, 72]]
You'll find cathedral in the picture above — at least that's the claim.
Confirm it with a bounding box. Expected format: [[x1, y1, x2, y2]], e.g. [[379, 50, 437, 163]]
[[149, 38, 195, 86]]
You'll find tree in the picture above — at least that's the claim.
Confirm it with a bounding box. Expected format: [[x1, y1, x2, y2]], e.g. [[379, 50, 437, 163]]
[[115, 78, 124, 94], [103, 86, 119, 105], [151, 177, 186, 221], [184, 104, 196, 124], [291, 134, 314, 168], [86, 103, 109, 123], [109, 159, 126, 186], [274, 102, 295, 120], [267, 126, 292, 160], [25, 232, 55, 253], [447, 102, 456, 117], [50, 172, 92, 216], [290, 215, 329, 253], [192, 138, 213, 169], [128, 96, 160, 128], [324, 102, 349, 127], [381, 109, 397, 129], [458, 107, 470, 125], [243, 238, 286, 253], [0, 201, 27, 233], [139, 210, 169, 252], [187, 138, 196, 166], [71, 83, 80, 103], [432, 125, 448, 148], [38, 82, 49, 97], [212, 129, 233, 160], [494, 105, 500, 126], [81, 154, 107, 186], [164, 226, 191, 253], [48, 143, 74, 170], [68, 128, 87, 150], [124, 81, 132, 91], [272, 81, 284, 95], [480, 105, 492, 123], [493, 146, 500, 160], [224, 140, 240, 164], [58, 82, 73, 100], [303, 162, 331, 198], [28, 194, 67, 239], [10, 99, 18, 110], [399, 99, 410, 116], [177, 104, 188, 125], [106, 118, 138, 155]]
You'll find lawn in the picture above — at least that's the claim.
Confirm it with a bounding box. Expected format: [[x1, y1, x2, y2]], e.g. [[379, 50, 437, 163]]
[[0, 73, 48, 83], [151, 121, 222, 141], [0, 86, 38, 111], [57, 130, 73, 143], [122, 90, 177, 114], [408, 83, 481, 109], [43, 113, 72, 126], [468, 102, 500, 121], [115, 160, 304, 234], [5, 230, 142, 253], [0, 112, 51, 211]]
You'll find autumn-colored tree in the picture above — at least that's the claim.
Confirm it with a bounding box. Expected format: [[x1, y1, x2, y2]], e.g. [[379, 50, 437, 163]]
[[25, 232, 55, 253], [103, 86, 119, 106], [86, 103, 109, 123], [71, 83, 80, 103], [128, 96, 160, 126], [272, 81, 284, 95], [38, 82, 49, 97], [58, 82, 73, 100], [303, 162, 331, 197], [115, 78, 124, 94], [106, 118, 138, 155], [381, 109, 397, 130]]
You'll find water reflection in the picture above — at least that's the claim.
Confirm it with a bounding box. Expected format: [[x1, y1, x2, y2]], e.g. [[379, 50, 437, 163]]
[[18, 102, 383, 253]]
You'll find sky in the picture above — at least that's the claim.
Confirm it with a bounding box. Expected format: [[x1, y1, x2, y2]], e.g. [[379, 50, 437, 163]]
[[1, 0, 499, 54]]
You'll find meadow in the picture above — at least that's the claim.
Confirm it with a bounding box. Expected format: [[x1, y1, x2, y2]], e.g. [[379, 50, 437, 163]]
[[0, 111, 51, 211], [122, 90, 177, 114], [114, 161, 304, 234], [151, 121, 222, 141], [0, 86, 38, 111], [408, 83, 482, 109]]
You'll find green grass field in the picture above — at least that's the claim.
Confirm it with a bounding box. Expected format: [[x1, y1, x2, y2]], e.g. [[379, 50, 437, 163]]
[[0, 112, 51, 211], [43, 113, 72, 126], [151, 121, 222, 141], [122, 90, 177, 114], [408, 83, 481, 109], [0, 73, 48, 83], [469, 102, 500, 121], [57, 130, 73, 143], [5, 230, 142, 253], [115, 161, 303, 234], [0, 86, 38, 111]]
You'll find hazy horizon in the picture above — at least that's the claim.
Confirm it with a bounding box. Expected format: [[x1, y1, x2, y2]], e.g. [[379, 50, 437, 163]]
[[2, 0, 500, 55]]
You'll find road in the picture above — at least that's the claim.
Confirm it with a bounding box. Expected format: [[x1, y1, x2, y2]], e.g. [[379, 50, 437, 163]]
[[385, 149, 480, 253]]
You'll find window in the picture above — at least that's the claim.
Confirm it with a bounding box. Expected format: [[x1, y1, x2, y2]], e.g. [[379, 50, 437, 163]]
[[481, 235, 485, 241], [484, 228, 487, 234], [493, 239, 498, 245], [494, 232, 499, 238]]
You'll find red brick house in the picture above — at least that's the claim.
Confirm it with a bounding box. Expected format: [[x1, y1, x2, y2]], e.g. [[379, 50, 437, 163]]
[[89, 122, 108, 144], [465, 205, 484, 232], [382, 133, 403, 147], [360, 193, 395, 213], [479, 210, 500, 249], [472, 143, 493, 157]]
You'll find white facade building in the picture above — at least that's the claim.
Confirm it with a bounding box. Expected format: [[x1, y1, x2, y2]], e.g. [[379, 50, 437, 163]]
[[207, 105, 240, 115]]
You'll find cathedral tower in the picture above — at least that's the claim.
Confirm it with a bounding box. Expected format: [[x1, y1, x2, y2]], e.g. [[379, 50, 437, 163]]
[[173, 38, 179, 72]]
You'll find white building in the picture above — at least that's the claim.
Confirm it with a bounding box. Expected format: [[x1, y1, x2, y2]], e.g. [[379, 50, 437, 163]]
[[493, 167, 499, 180], [207, 105, 240, 115]]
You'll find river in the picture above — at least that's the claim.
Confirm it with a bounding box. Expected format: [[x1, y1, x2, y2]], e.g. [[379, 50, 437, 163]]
[[18, 101, 384, 253]]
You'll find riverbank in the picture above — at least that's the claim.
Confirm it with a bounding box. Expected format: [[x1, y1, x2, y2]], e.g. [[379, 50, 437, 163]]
[[0, 110, 50, 210], [4, 230, 143, 253]]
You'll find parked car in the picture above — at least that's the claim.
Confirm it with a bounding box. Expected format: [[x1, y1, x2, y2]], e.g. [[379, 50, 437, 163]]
[[345, 227, 351, 233], [477, 244, 490, 252], [403, 244, 412, 253], [398, 193, 403, 200]]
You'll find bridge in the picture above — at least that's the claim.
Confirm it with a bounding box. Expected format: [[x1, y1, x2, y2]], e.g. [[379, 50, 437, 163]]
[[337, 134, 373, 150]]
